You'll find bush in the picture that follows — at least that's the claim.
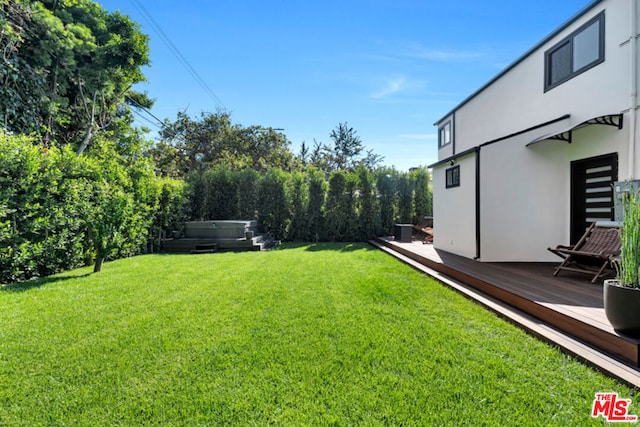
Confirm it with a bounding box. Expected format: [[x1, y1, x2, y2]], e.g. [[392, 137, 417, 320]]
[[178, 165, 432, 243], [0, 135, 94, 282], [0, 133, 183, 283]]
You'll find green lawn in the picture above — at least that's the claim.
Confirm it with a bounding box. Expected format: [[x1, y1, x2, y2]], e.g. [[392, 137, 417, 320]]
[[0, 243, 637, 425]]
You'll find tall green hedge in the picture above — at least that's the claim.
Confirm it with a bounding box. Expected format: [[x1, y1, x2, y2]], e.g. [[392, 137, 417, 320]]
[[184, 166, 432, 243], [0, 134, 186, 283]]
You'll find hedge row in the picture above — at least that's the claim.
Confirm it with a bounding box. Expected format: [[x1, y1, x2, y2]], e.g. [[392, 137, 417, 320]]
[[1, 132, 431, 284], [0, 134, 185, 284], [184, 166, 432, 242]]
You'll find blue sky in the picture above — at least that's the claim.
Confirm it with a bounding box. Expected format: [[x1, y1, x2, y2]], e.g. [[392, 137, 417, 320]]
[[100, 0, 594, 171]]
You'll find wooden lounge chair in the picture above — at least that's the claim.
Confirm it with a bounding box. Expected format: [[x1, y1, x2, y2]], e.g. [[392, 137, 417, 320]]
[[413, 217, 434, 244], [547, 222, 621, 283]]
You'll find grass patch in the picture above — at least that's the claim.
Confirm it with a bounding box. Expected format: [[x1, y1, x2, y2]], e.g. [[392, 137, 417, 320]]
[[0, 243, 637, 425]]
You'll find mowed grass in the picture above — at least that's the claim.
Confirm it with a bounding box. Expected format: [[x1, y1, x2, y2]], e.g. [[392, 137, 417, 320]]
[[0, 243, 637, 426]]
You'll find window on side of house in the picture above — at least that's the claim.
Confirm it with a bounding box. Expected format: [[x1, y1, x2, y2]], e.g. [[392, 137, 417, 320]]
[[445, 165, 460, 188], [438, 121, 451, 149], [544, 11, 604, 91]]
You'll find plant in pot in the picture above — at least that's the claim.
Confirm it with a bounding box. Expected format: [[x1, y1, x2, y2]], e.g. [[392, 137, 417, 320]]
[[604, 187, 640, 335]]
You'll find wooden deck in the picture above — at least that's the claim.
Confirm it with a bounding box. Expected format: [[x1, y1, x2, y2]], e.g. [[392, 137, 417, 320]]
[[372, 237, 640, 388]]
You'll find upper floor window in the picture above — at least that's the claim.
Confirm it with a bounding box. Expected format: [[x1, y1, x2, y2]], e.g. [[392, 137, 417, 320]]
[[544, 12, 604, 92], [438, 120, 452, 148]]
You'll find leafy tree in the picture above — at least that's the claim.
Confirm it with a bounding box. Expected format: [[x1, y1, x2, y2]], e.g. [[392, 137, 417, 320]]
[[325, 171, 348, 241], [85, 137, 160, 271], [305, 123, 382, 174], [376, 169, 397, 235], [0, 0, 150, 151], [236, 168, 259, 219], [203, 167, 237, 220], [152, 177, 187, 242], [257, 168, 289, 239], [343, 172, 359, 241], [185, 171, 208, 221], [330, 122, 363, 170], [397, 174, 413, 224], [357, 166, 377, 239], [159, 112, 297, 176], [306, 167, 326, 242], [411, 167, 432, 222], [0, 133, 95, 281], [89, 183, 134, 273], [287, 171, 308, 242]]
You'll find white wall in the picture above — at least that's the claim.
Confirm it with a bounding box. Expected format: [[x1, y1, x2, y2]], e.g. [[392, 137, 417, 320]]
[[444, 1, 630, 156], [433, 153, 477, 258], [480, 122, 629, 262], [431, 0, 636, 262]]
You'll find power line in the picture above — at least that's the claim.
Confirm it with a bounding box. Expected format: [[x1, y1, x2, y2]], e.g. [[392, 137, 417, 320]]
[[129, 0, 227, 111], [131, 108, 161, 129], [125, 95, 164, 127]]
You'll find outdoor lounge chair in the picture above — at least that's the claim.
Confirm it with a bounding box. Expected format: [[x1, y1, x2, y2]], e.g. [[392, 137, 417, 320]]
[[413, 217, 434, 244], [547, 222, 621, 283]]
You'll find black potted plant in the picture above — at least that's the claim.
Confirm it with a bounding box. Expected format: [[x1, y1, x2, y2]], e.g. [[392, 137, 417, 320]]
[[604, 188, 640, 335]]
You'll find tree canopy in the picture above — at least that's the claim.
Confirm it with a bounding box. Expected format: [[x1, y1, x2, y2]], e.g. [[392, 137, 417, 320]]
[[0, 0, 150, 152], [153, 111, 298, 177]]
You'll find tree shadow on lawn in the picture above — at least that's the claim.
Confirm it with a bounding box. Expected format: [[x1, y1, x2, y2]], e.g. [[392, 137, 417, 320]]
[[275, 242, 378, 253], [1, 272, 93, 293]]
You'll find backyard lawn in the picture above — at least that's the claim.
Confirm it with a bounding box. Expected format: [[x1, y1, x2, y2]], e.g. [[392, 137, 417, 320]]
[[0, 243, 637, 425]]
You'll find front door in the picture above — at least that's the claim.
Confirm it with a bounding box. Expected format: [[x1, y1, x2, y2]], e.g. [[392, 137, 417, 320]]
[[570, 153, 618, 244]]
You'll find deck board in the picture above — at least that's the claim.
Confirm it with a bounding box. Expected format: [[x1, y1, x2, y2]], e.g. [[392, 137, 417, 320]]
[[372, 237, 640, 387]]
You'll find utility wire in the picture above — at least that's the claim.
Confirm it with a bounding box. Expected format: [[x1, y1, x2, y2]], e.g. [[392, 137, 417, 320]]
[[129, 0, 227, 111], [125, 95, 165, 128], [131, 108, 161, 129]]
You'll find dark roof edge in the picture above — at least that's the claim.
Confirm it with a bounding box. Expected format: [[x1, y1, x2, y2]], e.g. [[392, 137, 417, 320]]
[[433, 0, 604, 126], [428, 147, 479, 169], [428, 114, 571, 169]]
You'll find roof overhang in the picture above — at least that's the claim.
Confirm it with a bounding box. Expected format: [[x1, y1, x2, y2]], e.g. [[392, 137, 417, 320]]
[[526, 113, 623, 147]]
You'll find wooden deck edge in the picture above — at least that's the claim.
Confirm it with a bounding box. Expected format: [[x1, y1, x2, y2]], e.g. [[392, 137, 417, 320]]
[[370, 239, 640, 389]]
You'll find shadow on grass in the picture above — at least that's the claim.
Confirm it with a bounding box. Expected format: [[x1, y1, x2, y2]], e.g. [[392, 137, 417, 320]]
[[273, 242, 377, 253], [1, 272, 93, 293]]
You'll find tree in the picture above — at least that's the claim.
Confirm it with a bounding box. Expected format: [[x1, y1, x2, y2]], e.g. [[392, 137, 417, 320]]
[[257, 168, 289, 239], [411, 167, 432, 222], [203, 167, 237, 220], [330, 122, 363, 171], [304, 123, 382, 174], [376, 169, 397, 236], [357, 166, 377, 239], [306, 167, 326, 242], [286, 171, 309, 242], [236, 168, 259, 219], [325, 171, 347, 241], [397, 174, 413, 224], [0, 0, 150, 151], [159, 111, 297, 176]]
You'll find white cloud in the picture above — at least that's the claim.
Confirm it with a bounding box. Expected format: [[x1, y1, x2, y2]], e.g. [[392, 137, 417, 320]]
[[406, 43, 486, 63], [370, 76, 409, 99], [369, 75, 428, 100]]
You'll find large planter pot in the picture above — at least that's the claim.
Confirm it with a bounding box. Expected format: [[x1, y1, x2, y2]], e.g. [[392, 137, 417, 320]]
[[604, 279, 640, 335]]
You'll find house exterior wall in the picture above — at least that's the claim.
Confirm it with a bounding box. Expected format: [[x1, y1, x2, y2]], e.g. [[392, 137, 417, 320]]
[[432, 0, 638, 262], [432, 152, 476, 259], [480, 124, 628, 262]]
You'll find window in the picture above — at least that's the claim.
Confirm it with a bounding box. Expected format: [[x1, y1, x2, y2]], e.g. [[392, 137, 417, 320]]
[[446, 165, 460, 188], [544, 12, 604, 91], [438, 121, 452, 148]]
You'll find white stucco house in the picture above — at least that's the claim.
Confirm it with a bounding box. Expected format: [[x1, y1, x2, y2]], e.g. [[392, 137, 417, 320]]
[[430, 0, 640, 262]]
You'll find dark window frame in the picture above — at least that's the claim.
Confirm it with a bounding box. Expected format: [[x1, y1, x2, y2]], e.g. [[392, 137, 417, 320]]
[[438, 120, 452, 149], [445, 165, 460, 188], [544, 11, 605, 92]]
